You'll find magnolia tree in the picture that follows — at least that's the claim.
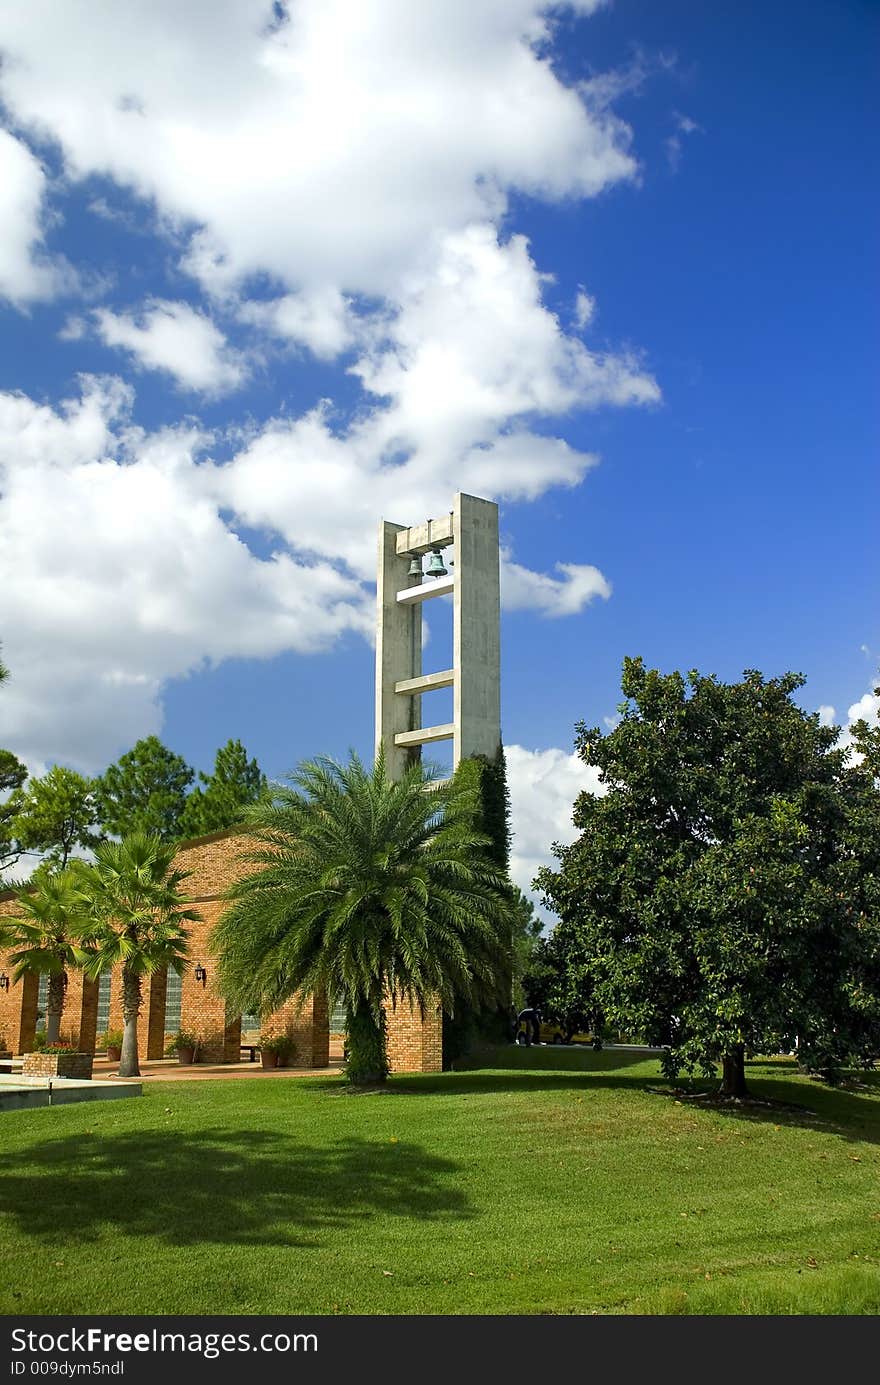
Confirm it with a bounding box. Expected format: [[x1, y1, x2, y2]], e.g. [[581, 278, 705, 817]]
[[536, 658, 880, 1096]]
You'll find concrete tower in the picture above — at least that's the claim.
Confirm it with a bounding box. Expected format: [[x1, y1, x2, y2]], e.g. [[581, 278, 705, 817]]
[[375, 492, 501, 780]]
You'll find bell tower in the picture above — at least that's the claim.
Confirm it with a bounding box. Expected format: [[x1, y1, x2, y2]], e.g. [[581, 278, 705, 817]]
[[375, 492, 501, 780]]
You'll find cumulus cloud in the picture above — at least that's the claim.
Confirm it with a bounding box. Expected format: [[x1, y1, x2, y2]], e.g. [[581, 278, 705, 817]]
[[0, 379, 371, 770], [93, 300, 248, 395], [0, 2, 637, 300], [0, 373, 616, 770], [502, 555, 611, 617], [506, 743, 604, 909], [239, 286, 359, 360], [210, 227, 656, 579], [0, 128, 60, 305], [833, 685, 880, 764], [0, 3, 663, 771]]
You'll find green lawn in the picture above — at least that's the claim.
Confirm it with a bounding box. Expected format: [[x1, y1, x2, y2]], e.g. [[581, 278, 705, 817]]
[[1, 1047, 878, 1315]]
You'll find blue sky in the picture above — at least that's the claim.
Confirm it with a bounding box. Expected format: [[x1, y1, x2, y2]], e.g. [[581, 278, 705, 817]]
[[0, 1, 877, 900]]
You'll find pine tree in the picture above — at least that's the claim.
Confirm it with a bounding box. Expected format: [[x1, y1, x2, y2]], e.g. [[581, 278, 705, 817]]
[[178, 739, 267, 839]]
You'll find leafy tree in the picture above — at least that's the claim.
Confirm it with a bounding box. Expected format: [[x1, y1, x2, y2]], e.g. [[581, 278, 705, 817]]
[[4, 867, 91, 1044], [442, 747, 514, 1061], [178, 739, 267, 839], [452, 746, 511, 872], [523, 927, 603, 1043], [850, 687, 880, 778], [94, 736, 194, 842], [510, 887, 545, 1009], [0, 748, 28, 874], [535, 658, 880, 1097], [12, 766, 101, 871], [78, 834, 197, 1077], [211, 748, 513, 1087]]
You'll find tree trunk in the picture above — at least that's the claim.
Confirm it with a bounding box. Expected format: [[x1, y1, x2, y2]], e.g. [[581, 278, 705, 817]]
[[345, 999, 389, 1086], [45, 973, 65, 1046], [720, 1044, 748, 1098], [119, 966, 142, 1078]]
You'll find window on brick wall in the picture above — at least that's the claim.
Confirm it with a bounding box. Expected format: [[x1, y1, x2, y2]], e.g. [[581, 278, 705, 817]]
[[330, 996, 347, 1033], [241, 1011, 260, 1037], [36, 974, 48, 1032], [96, 972, 112, 1033], [165, 969, 182, 1033]]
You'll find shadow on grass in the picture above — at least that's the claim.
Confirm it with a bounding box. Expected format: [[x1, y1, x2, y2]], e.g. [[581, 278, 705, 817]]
[[648, 1063, 880, 1147], [0, 1130, 473, 1248], [363, 1044, 880, 1146], [713, 1076, 880, 1147]]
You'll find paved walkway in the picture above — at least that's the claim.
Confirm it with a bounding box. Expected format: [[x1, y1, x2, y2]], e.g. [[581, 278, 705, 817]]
[[90, 1056, 345, 1084]]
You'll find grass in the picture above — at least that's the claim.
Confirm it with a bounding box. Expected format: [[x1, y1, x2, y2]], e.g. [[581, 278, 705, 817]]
[[0, 1046, 878, 1315]]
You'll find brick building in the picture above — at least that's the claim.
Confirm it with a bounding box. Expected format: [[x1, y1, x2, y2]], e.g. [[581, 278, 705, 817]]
[[0, 828, 441, 1072]]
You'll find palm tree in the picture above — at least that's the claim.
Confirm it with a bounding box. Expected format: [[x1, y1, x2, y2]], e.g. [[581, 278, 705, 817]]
[[212, 748, 514, 1086], [79, 834, 199, 1077], [6, 867, 91, 1044]]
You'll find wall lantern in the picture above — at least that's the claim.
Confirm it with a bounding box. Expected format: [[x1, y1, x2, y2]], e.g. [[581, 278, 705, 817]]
[[194, 963, 207, 987], [0, 972, 9, 991]]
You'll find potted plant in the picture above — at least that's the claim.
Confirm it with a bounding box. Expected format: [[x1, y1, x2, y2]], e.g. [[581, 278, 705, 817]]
[[98, 1029, 124, 1062], [258, 1033, 296, 1069], [165, 1030, 199, 1065]]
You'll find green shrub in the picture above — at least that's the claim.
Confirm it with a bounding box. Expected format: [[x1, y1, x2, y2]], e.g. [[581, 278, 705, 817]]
[[259, 1033, 296, 1062], [164, 1030, 199, 1057], [97, 1029, 124, 1052]]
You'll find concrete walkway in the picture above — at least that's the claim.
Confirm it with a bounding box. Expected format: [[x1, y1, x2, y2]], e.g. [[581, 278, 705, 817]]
[[90, 1056, 345, 1083], [0, 1074, 142, 1110]]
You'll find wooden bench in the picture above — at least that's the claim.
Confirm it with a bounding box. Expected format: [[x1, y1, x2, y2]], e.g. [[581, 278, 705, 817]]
[[240, 1045, 259, 1063]]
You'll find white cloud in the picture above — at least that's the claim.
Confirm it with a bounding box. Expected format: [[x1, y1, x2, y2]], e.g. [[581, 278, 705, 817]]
[[837, 685, 880, 764], [502, 555, 611, 617], [0, 2, 637, 300], [0, 379, 371, 771], [0, 128, 59, 305], [0, 4, 664, 772], [239, 286, 359, 360], [354, 226, 659, 463], [0, 370, 621, 772], [665, 110, 703, 173], [574, 288, 596, 329], [58, 315, 87, 341], [93, 299, 247, 395], [211, 227, 656, 581], [817, 704, 836, 727], [506, 743, 604, 909]]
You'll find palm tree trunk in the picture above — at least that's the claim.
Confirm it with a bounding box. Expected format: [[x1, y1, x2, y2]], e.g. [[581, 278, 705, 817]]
[[45, 973, 66, 1046], [345, 999, 389, 1086], [119, 966, 142, 1078]]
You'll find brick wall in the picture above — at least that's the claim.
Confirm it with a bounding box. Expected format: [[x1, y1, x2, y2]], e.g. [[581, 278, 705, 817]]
[[0, 829, 443, 1073], [385, 995, 443, 1074], [22, 1050, 94, 1079]]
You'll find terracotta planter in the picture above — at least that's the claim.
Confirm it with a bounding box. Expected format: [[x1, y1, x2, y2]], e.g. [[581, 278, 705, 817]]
[[260, 1050, 278, 1070], [106, 1045, 121, 1062], [176, 1046, 196, 1065]]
